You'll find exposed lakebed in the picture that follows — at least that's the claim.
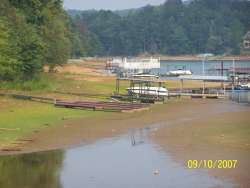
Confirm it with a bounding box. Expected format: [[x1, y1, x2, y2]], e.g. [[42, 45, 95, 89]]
[[0, 125, 234, 188]]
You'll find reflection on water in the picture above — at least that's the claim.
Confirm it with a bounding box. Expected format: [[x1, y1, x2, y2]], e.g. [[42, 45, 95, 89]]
[[61, 134, 233, 188], [0, 127, 234, 188], [229, 91, 250, 104], [0, 151, 64, 188], [130, 125, 163, 146]]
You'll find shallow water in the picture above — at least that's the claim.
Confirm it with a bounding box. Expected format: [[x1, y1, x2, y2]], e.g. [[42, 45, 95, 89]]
[[229, 90, 250, 104], [0, 126, 234, 188]]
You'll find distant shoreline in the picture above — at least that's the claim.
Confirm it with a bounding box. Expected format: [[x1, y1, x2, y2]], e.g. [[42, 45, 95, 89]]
[[80, 55, 250, 62], [158, 55, 250, 61]]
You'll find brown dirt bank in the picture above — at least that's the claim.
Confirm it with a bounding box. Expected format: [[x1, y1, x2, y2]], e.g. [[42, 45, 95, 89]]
[[152, 106, 250, 188], [0, 99, 247, 155]]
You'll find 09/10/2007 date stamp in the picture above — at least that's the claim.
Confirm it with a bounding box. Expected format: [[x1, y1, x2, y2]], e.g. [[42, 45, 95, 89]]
[[187, 160, 238, 169]]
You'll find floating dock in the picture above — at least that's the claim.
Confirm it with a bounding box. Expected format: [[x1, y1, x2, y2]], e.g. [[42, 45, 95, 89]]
[[55, 100, 149, 112], [168, 92, 226, 99]]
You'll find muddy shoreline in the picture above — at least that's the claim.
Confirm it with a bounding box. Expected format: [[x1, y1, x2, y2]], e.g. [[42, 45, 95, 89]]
[[152, 110, 250, 188], [0, 99, 244, 155], [1, 99, 249, 187]]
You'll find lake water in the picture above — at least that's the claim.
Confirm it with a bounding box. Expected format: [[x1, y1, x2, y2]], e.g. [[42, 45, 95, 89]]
[[229, 90, 250, 104], [158, 60, 250, 75], [158, 60, 250, 104], [0, 126, 234, 188]]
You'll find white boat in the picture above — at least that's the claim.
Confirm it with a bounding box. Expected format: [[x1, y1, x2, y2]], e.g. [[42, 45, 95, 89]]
[[167, 69, 192, 76], [127, 86, 168, 96], [132, 74, 159, 79], [235, 83, 250, 90]]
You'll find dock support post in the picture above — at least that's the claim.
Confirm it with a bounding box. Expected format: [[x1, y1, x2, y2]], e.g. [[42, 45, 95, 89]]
[[130, 80, 134, 104], [115, 79, 119, 94], [202, 81, 205, 97], [223, 82, 226, 95], [158, 82, 161, 100], [118, 79, 120, 94], [180, 79, 184, 93]]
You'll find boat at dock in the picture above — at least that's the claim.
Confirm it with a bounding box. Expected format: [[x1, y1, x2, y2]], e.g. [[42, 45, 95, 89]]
[[165, 69, 192, 76], [132, 74, 159, 79], [127, 86, 168, 96], [234, 83, 250, 90]]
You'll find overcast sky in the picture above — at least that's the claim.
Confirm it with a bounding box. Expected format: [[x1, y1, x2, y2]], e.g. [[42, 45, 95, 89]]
[[63, 0, 167, 10]]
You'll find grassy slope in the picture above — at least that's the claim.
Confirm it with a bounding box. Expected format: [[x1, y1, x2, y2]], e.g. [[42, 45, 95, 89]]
[[0, 61, 226, 148], [0, 70, 117, 148], [0, 97, 105, 148]]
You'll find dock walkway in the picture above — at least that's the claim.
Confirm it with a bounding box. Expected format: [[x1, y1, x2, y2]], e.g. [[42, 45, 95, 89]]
[[168, 92, 227, 99], [55, 100, 149, 112]]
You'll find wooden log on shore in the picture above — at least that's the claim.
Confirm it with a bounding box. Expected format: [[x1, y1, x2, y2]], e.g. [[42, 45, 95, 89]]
[[0, 93, 54, 103], [0, 128, 20, 131]]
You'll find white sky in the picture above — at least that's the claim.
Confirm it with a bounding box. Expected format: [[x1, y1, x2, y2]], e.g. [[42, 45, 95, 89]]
[[63, 0, 167, 10]]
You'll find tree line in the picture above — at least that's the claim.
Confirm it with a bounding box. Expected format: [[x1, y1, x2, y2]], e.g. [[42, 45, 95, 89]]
[[70, 0, 250, 57], [0, 0, 71, 81], [0, 0, 250, 82]]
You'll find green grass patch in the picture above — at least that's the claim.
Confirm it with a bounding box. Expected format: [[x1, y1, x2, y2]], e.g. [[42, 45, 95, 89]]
[[0, 74, 56, 91], [0, 71, 127, 148], [0, 98, 105, 147], [52, 73, 129, 95]]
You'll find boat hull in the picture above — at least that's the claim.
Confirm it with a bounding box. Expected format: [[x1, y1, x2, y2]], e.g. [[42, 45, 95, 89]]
[[127, 87, 168, 96]]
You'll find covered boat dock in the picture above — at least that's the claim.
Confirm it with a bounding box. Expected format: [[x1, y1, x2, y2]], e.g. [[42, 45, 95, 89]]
[[114, 77, 167, 103], [176, 75, 229, 98], [114, 75, 230, 102]]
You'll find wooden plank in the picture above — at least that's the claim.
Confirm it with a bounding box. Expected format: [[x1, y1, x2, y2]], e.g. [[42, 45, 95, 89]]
[[55, 100, 148, 111]]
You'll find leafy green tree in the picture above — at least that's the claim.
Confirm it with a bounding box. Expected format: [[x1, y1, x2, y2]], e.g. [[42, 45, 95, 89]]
[[0, 18, 20, 80], [13, 16, 44, 79], [69, 0, 250, 56], [70, 15, 103, 57], [42, 13, 71, 71], [0, 0, 72, 80]]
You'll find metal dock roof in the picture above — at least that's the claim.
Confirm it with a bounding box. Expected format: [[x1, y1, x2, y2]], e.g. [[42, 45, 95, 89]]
[[117, 77, 165, 83], [178, 75, 228, 81]]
